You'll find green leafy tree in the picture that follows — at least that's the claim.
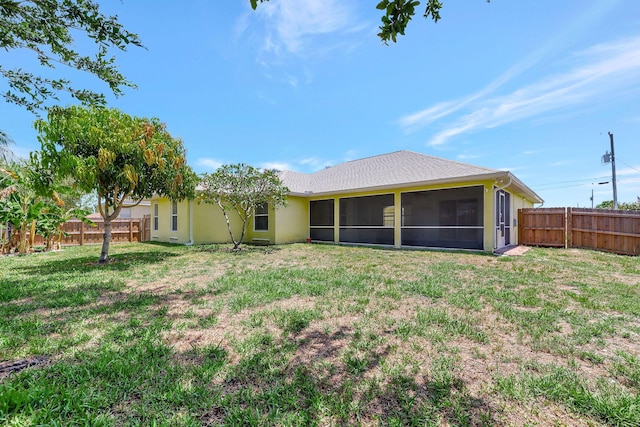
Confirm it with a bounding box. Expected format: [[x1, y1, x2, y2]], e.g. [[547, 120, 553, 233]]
[[36, 205, 94, 251], [36, 106, 198, 263], [198, 163, 289, 250], [249, 0, 488, 44], [596, 200, 640, 211], [1, 0, 143, 113], [0, 130, 14, 162], [0, 159, 45, 253]]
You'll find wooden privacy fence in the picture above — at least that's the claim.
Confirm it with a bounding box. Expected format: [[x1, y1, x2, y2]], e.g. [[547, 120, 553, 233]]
[[28, 217, 150, 247], [518, 208, 640, 255]]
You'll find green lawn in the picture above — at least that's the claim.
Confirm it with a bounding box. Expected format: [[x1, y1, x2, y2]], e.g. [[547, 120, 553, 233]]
[[1, 243, 639, 426]]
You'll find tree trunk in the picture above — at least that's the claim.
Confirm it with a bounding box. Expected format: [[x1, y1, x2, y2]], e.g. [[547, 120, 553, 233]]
[[97, 191, 127, 264], [99, 218, 112, 264], [18, 222, 28, 254], [235, 217, 248, 250], [29, 219, 36, 252], [217, 200, 240, 250]]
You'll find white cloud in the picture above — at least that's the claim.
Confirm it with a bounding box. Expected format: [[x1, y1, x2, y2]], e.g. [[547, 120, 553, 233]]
[[283, 74, 298, 87], [196, 158, 223, 170], [343, 149, 359, 162], [397, 2, 620, 134], [617, 166, 640, 177], [260, 161, 292, 171], [298, 156, 333, 171], [456, 153, 483, 161], [422, 36, 640, 146], [255, 0, 356, 55], [246, 0, 365, 63]]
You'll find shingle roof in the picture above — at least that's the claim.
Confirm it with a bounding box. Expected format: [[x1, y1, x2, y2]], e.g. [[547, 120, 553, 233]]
[[278, 150, 543, 203], [280, 150, 499, 194]]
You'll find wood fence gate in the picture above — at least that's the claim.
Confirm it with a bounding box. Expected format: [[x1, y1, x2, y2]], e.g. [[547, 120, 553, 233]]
[[518, 208, 640, 255]]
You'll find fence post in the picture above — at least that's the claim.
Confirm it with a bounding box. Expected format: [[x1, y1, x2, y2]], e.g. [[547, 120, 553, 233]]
[[129, 219, 133, 242], [566, 207, 572, 249], [80, 221, 84, 246], [517, 210, 522, 244]]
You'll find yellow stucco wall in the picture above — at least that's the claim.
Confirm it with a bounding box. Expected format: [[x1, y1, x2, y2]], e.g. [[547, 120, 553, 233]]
[[150, 198, 190, 244], [192, 202, 242, 245], [245, 204, 275, 244], [509, 192, 534, 245], [273, 196, 309, 244], [151, 179, 536, 250]]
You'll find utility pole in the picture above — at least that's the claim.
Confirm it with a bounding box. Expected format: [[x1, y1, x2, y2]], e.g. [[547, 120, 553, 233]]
[[608, 132, 618, 209]]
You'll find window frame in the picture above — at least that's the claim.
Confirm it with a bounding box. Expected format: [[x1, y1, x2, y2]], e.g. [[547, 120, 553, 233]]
[[153, 203, 159, 231], [338, 193, 395, 245], [310, 199, 335, 241], [170, 201, 178, 232], [400, 185, 484, 249], [254, 202, 269, 232]]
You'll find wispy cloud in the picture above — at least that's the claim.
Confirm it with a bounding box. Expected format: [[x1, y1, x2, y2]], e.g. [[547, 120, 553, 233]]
[[456, 153, 483, 161], [260, 161, 292, 171], [241, 0, 364, 68], [246, 0, 364, 60], [298, 156, 332, 170], [549, 160, 574, 168], [419, 36, 640, 146], [196, 158, 223, 170], [617, 166, 640, 177]]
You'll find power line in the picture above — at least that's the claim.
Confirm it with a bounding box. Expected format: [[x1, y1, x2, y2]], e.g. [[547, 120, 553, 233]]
[[531, 175, 610, 189], [536, 183, 601, 191], [621, 160, 640, 173]]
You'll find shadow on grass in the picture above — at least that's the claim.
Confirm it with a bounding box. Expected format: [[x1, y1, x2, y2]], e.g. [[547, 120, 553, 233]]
[[192, 243, 282, 255], [216, 326, 500, 426], [0, 322, 500, 425], [310, 241, 498, 258], [14, 249, 181, 277]]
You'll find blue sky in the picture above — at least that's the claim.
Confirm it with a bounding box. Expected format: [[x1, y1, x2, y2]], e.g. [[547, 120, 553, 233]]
[[2, 0, 639, 207]]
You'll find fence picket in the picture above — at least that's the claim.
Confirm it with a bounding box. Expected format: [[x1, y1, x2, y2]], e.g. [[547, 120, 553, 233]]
[[17, 218, 151, 247], [519, 208, 640, 255]]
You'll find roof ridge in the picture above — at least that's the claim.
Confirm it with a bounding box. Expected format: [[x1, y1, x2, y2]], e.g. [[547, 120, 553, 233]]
[[403, 150, 500, 173], [315, 150, 412, 172]]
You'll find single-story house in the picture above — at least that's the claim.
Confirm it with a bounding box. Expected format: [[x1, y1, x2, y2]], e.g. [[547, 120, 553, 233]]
[[150, 150, 543, 251]]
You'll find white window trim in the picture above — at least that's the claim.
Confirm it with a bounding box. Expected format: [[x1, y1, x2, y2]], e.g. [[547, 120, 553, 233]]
[[254, 202, 269, 232], [171, 201, 178, 232], [153, 203, 159, 231]]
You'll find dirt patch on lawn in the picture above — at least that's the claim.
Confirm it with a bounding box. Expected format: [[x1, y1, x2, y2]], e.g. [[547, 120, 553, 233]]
[[494, 245, 531, 256]]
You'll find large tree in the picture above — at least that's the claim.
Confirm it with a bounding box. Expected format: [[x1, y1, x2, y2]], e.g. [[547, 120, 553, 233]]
[[36, 106, 197, 263], [250, 0, 480, 43], [1, 0, 143, 113], [198, 164, 289, 250]]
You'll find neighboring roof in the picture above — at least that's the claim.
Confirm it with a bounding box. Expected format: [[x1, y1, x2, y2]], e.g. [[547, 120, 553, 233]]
[[279, 150, 543, 203]]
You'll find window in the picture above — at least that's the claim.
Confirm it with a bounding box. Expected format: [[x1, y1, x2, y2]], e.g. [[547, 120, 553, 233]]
[[401, 186, 484, 249], [171, 201, 178, 232], [310, 199, 335, 241], [254, 202, 268, 231], [339, 194, 394, 245], [153, 204, 159, 231]]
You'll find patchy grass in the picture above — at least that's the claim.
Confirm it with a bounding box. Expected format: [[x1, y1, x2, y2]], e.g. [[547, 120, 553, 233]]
[[0, 242, 639, 426]]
